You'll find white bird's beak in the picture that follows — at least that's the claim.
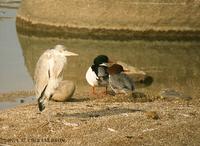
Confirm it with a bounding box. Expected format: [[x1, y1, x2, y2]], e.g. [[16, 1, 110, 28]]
[[64, 51, 79, 56]]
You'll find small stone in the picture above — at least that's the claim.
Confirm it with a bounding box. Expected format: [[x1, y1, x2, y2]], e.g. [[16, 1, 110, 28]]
[[63, 122, 79, 127], [108, 128, 117, 132], [51, 80, 76, 102], [2, 125, 9, 129], [117, 61, 146, 75], [20, 99, 24, 103], [89, 114, 100, 118], [145, 111, 159, 120], [126, 135, 133, 139], [86, 104, 93, 107], [159, 89, 192, 101]]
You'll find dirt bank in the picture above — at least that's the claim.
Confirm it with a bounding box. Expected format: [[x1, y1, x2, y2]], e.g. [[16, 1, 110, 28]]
[[17, 0, 200, 31], [0, 95, 200, 146], [16, 0, 200, 40]]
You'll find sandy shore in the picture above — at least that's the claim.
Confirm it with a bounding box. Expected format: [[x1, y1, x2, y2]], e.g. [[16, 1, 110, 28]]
[[17, 0, 200, 31], [0, 95, 200, 146], [16, 0, 200, 41]]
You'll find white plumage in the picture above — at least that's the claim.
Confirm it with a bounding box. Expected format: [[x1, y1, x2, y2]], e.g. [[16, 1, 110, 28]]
[[34, 44, 78, 111], [85, 67, 99, 87]]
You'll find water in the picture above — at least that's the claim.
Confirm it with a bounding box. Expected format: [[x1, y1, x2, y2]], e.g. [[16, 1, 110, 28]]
[[0, 1, 34, 109], [17, 36, 200, 98], [1, 1, 200, 110], [0, 96, 34, 110], [0, 8, 33, 92]]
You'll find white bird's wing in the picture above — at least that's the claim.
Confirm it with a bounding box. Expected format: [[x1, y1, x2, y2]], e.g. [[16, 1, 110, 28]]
[[44, 53, 66, 97], [34, 50, 52, 99], [49, 54, 65, 79], [34, 49, 66, 99]]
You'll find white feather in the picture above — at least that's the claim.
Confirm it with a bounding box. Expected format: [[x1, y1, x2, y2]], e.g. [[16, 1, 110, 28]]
[[85, 67, 98, 87]]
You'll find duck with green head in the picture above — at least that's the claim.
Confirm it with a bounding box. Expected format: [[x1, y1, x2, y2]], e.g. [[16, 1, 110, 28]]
[[86, 55, 113, 94]]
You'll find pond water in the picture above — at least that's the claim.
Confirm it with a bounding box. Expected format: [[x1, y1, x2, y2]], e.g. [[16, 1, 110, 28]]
[[18, 34, 200, 98], [0, 1, 34, 109], [0, 5, 33, 92], [0, 1, 200, 110]]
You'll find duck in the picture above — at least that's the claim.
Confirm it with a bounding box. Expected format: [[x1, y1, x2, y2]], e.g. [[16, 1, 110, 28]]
[[85, 55, 112, 94], [108, 64, 135, 95]]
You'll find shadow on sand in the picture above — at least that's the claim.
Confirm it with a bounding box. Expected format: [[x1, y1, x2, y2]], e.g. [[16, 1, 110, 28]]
[[57, 107, 143, 118]]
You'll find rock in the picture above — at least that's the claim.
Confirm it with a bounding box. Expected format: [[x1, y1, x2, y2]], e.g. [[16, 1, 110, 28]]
[[145, 111, 159, 120], [117, 61, 153, 88], [20, 99, 24, 103], [138, 76, 154, 86], [131, 92, 151, 102], [159, 89, 192, 101], [133, 75, 154, 88], [117, 61, 146, 75], [51, 80, 76, 102]]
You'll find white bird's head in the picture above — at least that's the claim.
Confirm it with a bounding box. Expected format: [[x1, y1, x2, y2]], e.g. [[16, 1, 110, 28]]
[[54, 45, 78, 56]]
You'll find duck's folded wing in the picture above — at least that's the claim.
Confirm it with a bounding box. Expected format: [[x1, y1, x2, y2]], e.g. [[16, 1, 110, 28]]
[[110, 74, 134, 90]]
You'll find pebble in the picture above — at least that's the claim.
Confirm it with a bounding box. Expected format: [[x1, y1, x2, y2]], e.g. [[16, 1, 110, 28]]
[[145, 111, 159, 120], [159, 89, 192, 101]]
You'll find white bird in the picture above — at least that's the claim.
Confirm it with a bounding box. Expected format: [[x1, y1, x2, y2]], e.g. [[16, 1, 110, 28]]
[[34, 44, 78, 111], [86, 55, 112, 94]]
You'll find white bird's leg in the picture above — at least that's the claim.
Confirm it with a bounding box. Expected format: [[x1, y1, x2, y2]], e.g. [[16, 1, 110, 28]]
[[46, 101, 54, 132], [92, 86, 96, 94], [46, 100, 50, 123], [59, 101, 64, 115]]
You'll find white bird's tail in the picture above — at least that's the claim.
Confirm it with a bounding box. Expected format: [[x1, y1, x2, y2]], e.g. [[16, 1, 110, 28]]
[[37, 85, 48, 111], [37, 79, 59, 112]]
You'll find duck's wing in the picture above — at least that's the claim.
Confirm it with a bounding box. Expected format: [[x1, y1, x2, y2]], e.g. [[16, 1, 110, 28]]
[[109, 73, 134, 91], [97, 66, 109, 85]]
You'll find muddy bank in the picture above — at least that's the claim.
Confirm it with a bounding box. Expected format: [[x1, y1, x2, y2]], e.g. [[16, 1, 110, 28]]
[[0, 96, 200, 146], [16, 0, 200, 40], [0, 0, 20, 9], [16, 18, 200, 41], [0, 90, 34, 102]]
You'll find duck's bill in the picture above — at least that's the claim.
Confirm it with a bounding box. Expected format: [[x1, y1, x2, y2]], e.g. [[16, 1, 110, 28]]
[[108, 60, 114, 63], [99, 63, 108, 67], [64, 51, 79, 56], [123, 69, 130, 72]]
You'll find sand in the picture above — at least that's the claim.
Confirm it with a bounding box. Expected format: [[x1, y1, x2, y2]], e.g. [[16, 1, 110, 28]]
[[0, 94, 200, 146]]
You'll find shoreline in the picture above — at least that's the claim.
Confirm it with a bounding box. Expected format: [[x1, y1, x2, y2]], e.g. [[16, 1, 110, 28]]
[[0, 90, 34, 102], [16, 16, 200, 41]]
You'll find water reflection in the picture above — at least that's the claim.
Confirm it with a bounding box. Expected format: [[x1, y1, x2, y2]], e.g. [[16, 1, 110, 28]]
[[0, 96, 34, 110], [0, 3, 33, 93], [17, 32, 200, 98]]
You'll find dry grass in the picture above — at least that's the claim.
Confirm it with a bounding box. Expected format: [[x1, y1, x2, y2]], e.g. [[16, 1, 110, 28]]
[[0, 95, 200, 146]]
